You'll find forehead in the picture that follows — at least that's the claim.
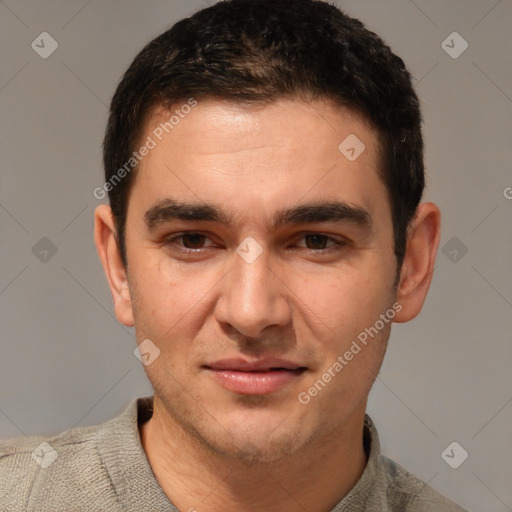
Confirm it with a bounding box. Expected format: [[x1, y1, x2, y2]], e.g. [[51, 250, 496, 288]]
[[130, 98, 388, 228], [143, 98, 378, 160]]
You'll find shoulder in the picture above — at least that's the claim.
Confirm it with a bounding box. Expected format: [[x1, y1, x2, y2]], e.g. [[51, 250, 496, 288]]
[[0, 412, 129, 512], [0, 420, 102, 473], [361, 414, 467, 511], [379, 455, 468, 511]]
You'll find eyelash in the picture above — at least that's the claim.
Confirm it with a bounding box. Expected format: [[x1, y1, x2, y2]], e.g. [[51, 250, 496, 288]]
[[161, 232, 348, 255]]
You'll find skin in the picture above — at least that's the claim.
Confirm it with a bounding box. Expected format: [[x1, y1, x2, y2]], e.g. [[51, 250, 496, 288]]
[[94, 98, 441, 512]]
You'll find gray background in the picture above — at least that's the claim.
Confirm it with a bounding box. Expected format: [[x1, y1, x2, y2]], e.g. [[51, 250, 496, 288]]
[[1, 0, 511, 510]]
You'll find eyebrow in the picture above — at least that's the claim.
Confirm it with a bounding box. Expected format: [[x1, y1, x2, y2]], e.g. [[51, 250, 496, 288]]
[[144, 199, 372, 232]]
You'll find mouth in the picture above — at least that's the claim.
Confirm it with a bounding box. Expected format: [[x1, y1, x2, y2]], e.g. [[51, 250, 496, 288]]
[[202, 358, 308, 395]]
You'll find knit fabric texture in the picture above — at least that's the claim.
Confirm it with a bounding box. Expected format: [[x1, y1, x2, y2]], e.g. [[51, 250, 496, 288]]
[[0, 397, 467, 511]]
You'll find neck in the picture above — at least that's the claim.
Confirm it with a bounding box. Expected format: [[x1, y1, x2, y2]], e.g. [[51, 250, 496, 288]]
[[139, 396, 368, 512]]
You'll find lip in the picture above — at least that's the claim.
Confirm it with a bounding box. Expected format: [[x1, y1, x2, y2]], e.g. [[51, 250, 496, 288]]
[[204, 357, 305, 372], [203, 358, 307, 395]]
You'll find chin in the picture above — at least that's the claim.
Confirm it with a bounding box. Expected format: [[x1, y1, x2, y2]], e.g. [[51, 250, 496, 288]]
[[215, 427, 310, 465], [210, 410, 314, 464]]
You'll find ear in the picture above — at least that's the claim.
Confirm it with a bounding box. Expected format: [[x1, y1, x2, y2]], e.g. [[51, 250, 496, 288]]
[[393, 202, 441, 323], [94, 205, 134, 327]]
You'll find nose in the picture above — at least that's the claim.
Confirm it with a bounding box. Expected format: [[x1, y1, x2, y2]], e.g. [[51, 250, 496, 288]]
[[214, 245, 292, 340]]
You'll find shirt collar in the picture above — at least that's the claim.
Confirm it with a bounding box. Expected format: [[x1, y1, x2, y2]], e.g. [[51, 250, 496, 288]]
[[98, 397, 381, 512], [328, 413, 382, 511], [97, 396, 177, 511]]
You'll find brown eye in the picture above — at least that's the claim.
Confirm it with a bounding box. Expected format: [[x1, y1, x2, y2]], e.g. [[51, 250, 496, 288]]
[[162, 232, 214, 252], [180, 233, 207, 249], [304, 234, 330, 250], [295, 233, 346, 253]]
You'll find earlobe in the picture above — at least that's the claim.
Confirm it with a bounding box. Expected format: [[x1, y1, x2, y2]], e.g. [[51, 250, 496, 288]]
[[393, 202, 441, 323], [94, 205, 135, 327]]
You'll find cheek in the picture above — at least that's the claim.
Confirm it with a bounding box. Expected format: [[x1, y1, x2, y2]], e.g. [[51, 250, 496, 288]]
[[129, 253, 219, 343], [294, 261, 391, 334], [128, 256, 184, 336], [293, 268, 394, 398]]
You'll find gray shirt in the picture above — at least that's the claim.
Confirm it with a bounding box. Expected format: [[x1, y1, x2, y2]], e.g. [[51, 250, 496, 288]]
[[0, 397, 467, 511]]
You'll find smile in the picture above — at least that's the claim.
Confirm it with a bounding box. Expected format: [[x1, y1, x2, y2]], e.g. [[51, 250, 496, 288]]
[[204, 367, 307, 395]]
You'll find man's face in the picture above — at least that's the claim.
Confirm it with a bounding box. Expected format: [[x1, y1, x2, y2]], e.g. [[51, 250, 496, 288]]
[[123, 98, 398, 462]]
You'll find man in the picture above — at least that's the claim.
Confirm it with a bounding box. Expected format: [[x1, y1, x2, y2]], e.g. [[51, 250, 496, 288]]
[[0, 0, 467, 510]]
